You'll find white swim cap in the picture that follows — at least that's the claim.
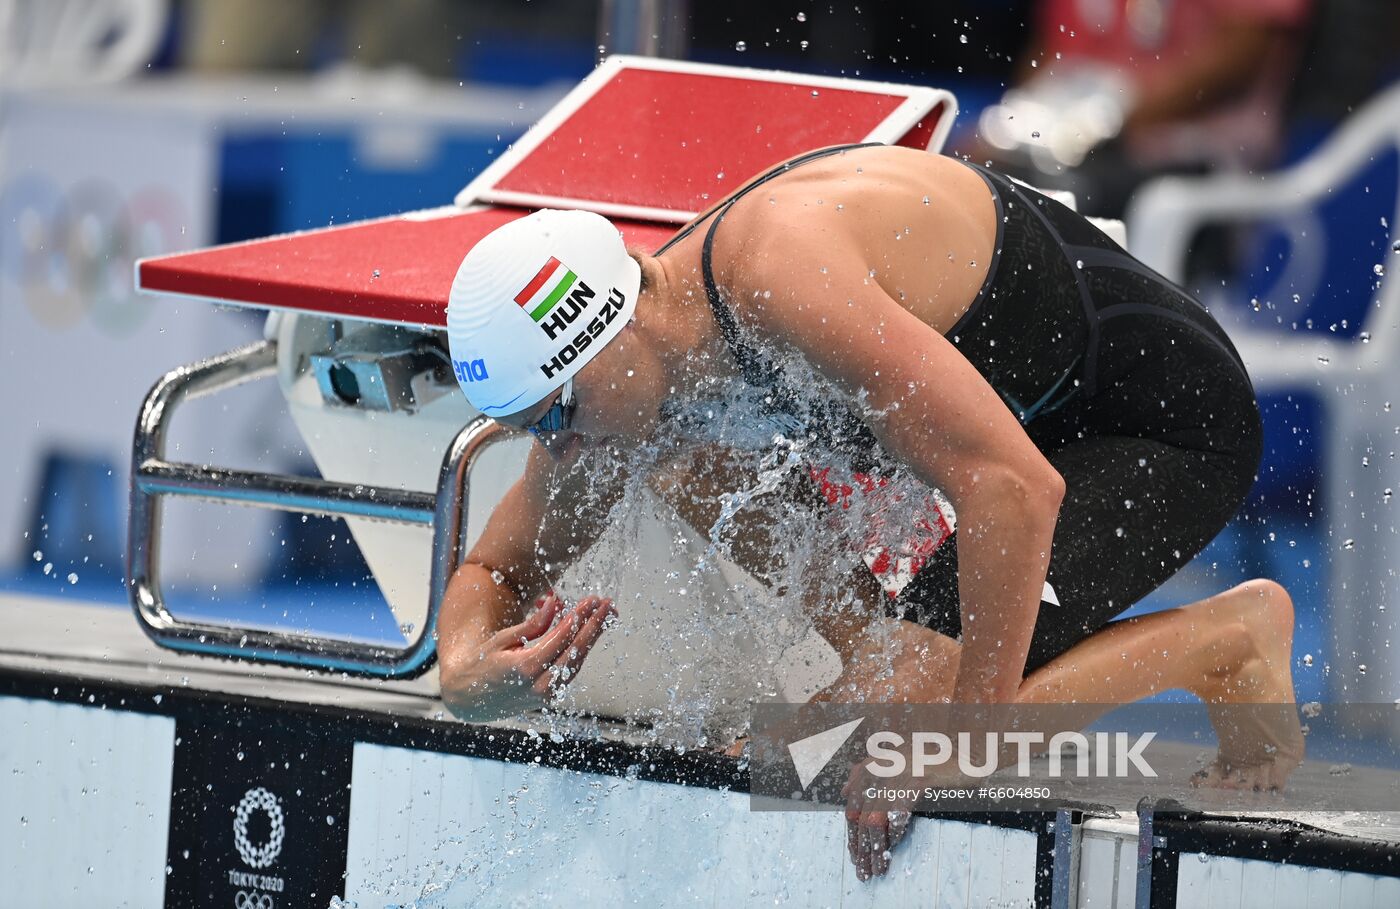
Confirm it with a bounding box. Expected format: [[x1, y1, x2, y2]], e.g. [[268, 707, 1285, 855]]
[[447, 209, 641, 416]]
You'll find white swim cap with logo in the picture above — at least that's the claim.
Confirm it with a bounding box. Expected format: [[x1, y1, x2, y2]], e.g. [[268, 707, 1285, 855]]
[[447, 208, 641, 416]]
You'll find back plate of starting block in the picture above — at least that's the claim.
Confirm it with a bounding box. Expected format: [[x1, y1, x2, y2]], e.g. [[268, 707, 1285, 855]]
[[456, 55, 956, 222]]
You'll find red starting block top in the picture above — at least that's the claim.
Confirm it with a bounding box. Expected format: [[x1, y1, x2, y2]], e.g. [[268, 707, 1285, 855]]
[[137, 206, 677, 329], [457, 55, 955, 222], [137, 56, 956, 328]]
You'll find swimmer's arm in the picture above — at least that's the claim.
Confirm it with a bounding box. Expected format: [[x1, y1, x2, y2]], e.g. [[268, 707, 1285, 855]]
[[439, 443, 623, 712], [445, 441, 622, 617], [441, 446, 564, 631], [733, 244, 1064, 704]]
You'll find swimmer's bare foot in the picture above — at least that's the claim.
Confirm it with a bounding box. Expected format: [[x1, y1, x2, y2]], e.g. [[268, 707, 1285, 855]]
[[1190, 580, 1305, 792]]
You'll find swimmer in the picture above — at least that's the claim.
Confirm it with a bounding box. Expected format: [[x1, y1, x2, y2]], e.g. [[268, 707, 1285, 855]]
[[434, 144, 1303, 876]]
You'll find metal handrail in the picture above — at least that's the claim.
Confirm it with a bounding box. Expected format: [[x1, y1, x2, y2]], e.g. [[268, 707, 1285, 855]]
[[126, 339, 507, 678]]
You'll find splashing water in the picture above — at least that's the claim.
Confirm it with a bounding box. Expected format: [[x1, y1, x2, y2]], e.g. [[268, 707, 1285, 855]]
[[398, 341, 962, 901], [522, 340, 954, 749], [699, 433, 809, 573]]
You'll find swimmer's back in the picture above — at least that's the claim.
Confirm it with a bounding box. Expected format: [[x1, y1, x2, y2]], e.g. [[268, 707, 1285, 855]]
[[669, 145, 1000, 336]]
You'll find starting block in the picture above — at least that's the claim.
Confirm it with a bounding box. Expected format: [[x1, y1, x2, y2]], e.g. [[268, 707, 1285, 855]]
[[129, 55, 958, 714], [138, 56, 952, 328]]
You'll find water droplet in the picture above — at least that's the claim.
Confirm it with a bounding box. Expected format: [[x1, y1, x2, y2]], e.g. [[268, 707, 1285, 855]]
[[1384, 488, 1393, 503], [811, 90, 819, 97], [734, 41, 747, 51], [67, 572, 78, 584], [800, 40, 809, 49], [1361, 331, 1372, 342], [236, 751, 245, 761], [921, 195, 930, 205], [1343, 539, 1355, 550], [1302, 653, 1314, 667], [31, 550, 42, 561], [42, 562, 52, 576], [399, 621, 415, 635], [371, 269, 380, 280], [1375, 264, 1386, 277], [1317, 356, 1330, 365], [327, 814, 337, 825], [1359, 664, 1368, 675], [796, 11, 807, 21], [1031, 130, 1041, 139], [1250, 297, 1261, 311], [959, 34, 968, 44], [1392, 239, 1400, 254]]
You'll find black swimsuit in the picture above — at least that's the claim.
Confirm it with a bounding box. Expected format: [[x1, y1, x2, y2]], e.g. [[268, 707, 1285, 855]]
[[657, 144, 1263, 673]]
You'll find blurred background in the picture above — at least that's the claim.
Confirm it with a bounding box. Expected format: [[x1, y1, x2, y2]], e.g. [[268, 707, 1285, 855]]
[[2, 0, 1399, 704]]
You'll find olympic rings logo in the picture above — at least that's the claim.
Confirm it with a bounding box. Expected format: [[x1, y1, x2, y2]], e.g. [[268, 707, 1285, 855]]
[[0, 174, 188, 336], [232, 787, 285, 869], [234, 891, 274, 909]]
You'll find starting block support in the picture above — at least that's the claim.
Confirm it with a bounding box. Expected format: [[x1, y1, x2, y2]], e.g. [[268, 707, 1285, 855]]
[[127, 336, 507, 677]]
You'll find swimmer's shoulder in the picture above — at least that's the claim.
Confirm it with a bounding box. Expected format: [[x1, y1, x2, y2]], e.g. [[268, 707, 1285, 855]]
[[709, 147, 982, 266], [719, 147, 988, 237], [708, 149, 997, 333]]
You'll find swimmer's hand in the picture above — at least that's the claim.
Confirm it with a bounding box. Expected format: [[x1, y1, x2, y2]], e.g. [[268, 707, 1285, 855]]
[[841, 751, 971, 880], [842, 758, 915, 882], [440, 593, 616, 723]]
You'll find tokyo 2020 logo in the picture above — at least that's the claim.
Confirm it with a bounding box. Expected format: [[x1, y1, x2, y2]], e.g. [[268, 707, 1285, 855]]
[[232, 787, 285, 869]]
